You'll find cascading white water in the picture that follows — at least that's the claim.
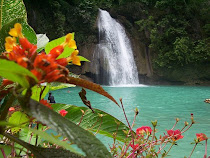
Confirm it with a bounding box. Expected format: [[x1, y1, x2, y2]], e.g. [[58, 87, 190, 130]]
[[93, 9, 139, 86]]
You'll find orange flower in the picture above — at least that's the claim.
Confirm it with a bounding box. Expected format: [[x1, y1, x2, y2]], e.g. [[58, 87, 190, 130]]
[[196, 133, 208, 142], [167, 129, 184, 141], [59, 109, 68, 117], [40, 99, 52, 109]]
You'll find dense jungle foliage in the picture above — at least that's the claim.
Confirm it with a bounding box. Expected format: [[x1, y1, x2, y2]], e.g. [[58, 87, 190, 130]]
[[23, 0, 210, 83]]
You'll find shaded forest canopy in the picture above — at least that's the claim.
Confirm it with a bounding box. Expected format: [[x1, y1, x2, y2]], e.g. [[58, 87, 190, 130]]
[[23, 0, 210, 84]]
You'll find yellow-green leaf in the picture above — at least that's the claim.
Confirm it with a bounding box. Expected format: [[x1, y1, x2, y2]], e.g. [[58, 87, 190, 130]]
[[0, 59, 38, 88], [8, 111, 29, 133]]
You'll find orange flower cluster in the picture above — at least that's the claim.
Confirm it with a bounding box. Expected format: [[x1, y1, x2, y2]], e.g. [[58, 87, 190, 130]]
[[2, 23, 81, 84]]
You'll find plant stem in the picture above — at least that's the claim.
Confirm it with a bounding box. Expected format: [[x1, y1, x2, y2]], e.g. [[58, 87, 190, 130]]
[[148, 126, 156, 153], [120, 99, 135, 157], [165, 142, 174, 157], [181, 123, 193, 134], [0, 148, 7, 158], [188, 143, 197, 158], [120, 99, 131, 129], [39, 86, 46, 101], [204, 140, 207, 158], [78, 110, 86, 126], [35, 123, 39, 146]]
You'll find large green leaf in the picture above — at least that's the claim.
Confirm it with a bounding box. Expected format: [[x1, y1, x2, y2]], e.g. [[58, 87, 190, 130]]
[[52, 104, 129, 142], [0, 0, 37, 52], [0, 0, 26, 29], [0, 121, 82, 156], [0, 59, 38, 88], [4, 132, 83, 158], [26, 99, 112, 158], [8, 111, 29, 133], [0, 144, 12, 157]]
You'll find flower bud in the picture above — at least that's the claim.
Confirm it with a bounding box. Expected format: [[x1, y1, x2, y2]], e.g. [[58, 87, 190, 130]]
[[151, 120, 157, 127], [184, 121, 188, 126], [176, 118, 180, 122], [135, 107, 139, 115]]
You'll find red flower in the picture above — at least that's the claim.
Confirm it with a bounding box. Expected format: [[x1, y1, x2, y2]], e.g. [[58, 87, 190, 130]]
[[40, 99, 52, 109], [59, 109, 68, 117], [130, 143, 139, 150], [136, 126, 152, 135], [9, 107, 15, 112], [2, 79, 13, 86], [196, 133, 208, 142], [49, 45, 64, 59], [167, 129, 184, 141]]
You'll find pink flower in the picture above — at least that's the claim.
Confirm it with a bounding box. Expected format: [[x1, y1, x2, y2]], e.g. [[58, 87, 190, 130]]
[[196, 133, 208, 142], [167, 129, 184, 141], [59, 109, 68, 117], [136, 126, 152, 135]]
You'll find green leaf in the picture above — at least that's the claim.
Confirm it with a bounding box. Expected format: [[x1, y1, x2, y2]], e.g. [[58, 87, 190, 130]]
[[0, 144, 12, 157], [0, 0, 37, 52], [52, 104, 130, 142], [57, 47, 75, 59], [0, 59, 38, 88], [26, 99, 112, 158], [28, 128, 81, 155], [78, 56, 90, 62], [4, 132, 83, 158], [0, 0, 26, 29], [33, 148, 84, 158], [8, 111, 29, 133], [45, 36, 65, 54], [0, 121, 82, 156], [22, 84, 50, 101], [19, 128, 41, 146], [44, 34, 77, 60], [36, 34, 49, 52], [49, 82, 75, 91]]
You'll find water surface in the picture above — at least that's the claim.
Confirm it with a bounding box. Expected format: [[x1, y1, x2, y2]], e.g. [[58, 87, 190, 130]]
[[51, 85, 210, 157]]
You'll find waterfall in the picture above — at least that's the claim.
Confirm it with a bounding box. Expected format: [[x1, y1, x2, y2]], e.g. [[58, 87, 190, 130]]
[[92, 9, 139, 86]]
